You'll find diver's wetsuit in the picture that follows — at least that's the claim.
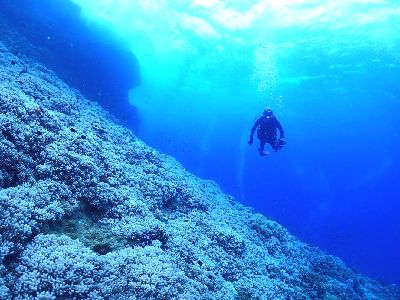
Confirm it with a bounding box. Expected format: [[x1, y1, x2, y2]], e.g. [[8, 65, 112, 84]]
[[249, 114, 284, 154]]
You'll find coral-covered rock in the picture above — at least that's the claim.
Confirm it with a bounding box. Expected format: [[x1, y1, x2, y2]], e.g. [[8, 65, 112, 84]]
[[0, 38, 399, 299], [12, 235, 112, 299]]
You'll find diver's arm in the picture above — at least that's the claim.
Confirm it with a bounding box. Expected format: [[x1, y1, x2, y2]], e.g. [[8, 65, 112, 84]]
[[248, 117, 261, 144], [276, 119, 285, 140]]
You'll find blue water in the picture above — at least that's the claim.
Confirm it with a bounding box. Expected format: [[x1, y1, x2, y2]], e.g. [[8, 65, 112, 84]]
[[3, 0, 399, 284]]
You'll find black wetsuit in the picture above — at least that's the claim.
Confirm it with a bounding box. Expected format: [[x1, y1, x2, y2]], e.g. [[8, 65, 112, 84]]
[[250, 114, 284, 153]]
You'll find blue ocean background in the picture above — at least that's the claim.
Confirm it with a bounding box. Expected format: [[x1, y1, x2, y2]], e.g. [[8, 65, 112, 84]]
[[1, 0, 399, 284]]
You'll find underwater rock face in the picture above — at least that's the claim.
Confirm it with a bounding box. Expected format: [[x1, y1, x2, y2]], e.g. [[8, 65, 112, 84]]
[[0, 0, 140, 130], [0, 41, 399, 300]]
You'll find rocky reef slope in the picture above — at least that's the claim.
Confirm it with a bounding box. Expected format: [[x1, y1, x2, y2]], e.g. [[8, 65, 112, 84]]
[[0, 40, 399, 300]]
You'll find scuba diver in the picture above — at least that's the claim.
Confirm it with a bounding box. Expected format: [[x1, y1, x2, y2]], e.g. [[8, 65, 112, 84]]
[[248, 108, 286, 156]]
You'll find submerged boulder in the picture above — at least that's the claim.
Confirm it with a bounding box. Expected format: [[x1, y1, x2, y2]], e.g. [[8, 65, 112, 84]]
[[0, 39, 399, 299]]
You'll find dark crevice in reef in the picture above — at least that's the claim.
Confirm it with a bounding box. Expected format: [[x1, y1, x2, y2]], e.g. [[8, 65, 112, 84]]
[[1, 129, 16, 144], [130, 227, 169, 249], [0, 166, 20, 189], [92, 243, 113, 255], [2, 252, 21, 272], [161, 195, 182, 212], [79, 197, 105, 223]]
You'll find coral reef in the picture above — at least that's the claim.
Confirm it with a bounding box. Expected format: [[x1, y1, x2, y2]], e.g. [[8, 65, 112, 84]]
[[0, 37, 399, 300]]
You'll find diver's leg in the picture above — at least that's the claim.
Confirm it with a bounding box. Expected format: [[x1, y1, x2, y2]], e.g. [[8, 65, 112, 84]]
[[269, 134, 279, 151], [270, 139, 278, 151], [258, 139, 269, 156], [257, 130, 269, 156]]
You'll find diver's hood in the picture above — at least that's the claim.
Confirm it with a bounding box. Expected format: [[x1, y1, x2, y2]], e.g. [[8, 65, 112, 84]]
[[263, 110, 274, 117]]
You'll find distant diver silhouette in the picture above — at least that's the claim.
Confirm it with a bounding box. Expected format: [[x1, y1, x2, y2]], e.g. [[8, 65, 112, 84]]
[[248, 108, 286, 156]]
